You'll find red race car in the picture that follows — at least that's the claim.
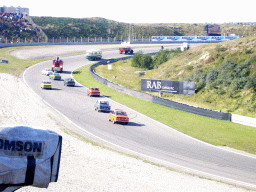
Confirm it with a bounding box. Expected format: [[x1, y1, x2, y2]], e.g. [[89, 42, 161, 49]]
[[87, 87, 100, 97]]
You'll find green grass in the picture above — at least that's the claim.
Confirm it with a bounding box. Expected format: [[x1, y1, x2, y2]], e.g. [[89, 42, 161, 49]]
[[0, 47, 42, 76], [73, 63, 256, 155], [96, 37, 256, 118], [0, 46, 65, 76], [1, 45, 256, 155]]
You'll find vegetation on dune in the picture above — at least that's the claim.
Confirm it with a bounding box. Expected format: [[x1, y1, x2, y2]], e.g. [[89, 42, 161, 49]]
[[74, 62, 256, 155], [131, 49, 182, 69], [96, 36, 256, 118], [0, 37, 255, 155], [31, 16, 256, 40]]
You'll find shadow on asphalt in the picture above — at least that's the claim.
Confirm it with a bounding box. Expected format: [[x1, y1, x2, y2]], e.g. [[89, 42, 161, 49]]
[[50, 88, 62, 91], [125, 122, 145, 127], [61, 71, 72, 74]]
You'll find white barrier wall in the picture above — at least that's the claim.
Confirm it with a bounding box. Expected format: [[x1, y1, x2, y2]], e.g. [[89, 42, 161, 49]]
[[231, 114, 256, 128]]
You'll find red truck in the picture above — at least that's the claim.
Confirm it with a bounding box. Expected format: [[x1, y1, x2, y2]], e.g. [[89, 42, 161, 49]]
[[52, 57, 63, 72], [119, 47, 133, 54]]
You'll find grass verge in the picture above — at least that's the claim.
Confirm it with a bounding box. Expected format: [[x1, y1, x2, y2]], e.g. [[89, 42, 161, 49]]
[[73, 63, 256, 155], [1, 45, 255, 155]]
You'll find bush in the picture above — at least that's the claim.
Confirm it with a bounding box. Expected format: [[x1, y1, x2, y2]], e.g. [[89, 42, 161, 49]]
[[131, 52, 153, 69], [131, 52, 143, 67], [141, 54, 153, 69], [187, 56, 256, 95], [205, 70, 218, 89]]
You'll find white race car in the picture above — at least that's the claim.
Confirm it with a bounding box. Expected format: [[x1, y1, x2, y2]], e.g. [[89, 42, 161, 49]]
[[42, 68, 53, 76]]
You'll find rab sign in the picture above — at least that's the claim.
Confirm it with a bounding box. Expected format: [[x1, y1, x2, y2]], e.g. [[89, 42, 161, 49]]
[[141, 78, 195, 95]]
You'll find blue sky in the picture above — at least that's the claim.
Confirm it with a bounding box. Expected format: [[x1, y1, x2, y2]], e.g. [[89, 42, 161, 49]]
[[2, 0, 255, 23]]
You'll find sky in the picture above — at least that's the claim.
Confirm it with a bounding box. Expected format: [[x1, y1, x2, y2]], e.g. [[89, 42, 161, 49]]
[[2, 0, 255, 24]]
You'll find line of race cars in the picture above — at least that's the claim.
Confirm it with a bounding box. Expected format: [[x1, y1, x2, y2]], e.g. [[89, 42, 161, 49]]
[[40, 57, 129, 125]]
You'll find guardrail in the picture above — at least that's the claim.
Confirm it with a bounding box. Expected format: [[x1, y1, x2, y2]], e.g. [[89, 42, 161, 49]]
[[3, 41, 254, 125], [89, 57, 232, 121], [0, 39, 220, 49]]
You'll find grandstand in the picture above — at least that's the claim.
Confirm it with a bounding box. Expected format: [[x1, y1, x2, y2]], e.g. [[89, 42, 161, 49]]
[[0, 6, 47, 43], [0, 6, 29, 16]]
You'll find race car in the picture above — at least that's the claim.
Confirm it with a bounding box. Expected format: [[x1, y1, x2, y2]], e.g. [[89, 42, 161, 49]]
[[95, 100, 111, 112], [42, 68, 53, 76], [41, 81, 52, 89], [64, 78, 75, 86], [49, 72, 61, 80], [87, 87, 100, 97], [109, 109, 129, 124]]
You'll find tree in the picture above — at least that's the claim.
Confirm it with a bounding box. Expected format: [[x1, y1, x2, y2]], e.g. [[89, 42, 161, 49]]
[[131, 52, 143, 67], [141, 54, 153, 69]]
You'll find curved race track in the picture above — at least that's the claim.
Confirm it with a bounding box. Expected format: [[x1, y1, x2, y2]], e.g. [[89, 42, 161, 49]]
[[23, 46, 256, 189]]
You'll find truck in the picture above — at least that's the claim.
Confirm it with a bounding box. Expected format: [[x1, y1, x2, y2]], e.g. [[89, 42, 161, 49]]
[[119, 41, 133, 54], [52, 57, 63, 72], [86, 49, 102, 60]]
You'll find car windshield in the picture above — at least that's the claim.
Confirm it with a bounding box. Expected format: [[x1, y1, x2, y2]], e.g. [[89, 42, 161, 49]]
[[54, 73, 59, 76], [92, 88, 99, 91], [100, 101, 109, 105], [43, 81, 51, 84], [116, 112, 127, 116]]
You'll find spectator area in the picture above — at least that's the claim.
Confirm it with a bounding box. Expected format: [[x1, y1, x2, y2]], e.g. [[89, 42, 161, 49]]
[[0, 12, 41, 43]]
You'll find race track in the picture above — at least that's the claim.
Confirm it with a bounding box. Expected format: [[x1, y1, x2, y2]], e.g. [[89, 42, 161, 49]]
[[23, 46, 256, 189]]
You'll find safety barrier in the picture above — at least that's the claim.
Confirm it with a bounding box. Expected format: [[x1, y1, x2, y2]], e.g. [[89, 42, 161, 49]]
[[232, 114, 256, 127], [0, 40, 218, 49], [90, 57, 231, 121]]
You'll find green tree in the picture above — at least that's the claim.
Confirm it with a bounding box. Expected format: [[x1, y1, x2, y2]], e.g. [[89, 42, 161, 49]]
[[141, 54, 153, 69], [131, 52, 143, 67]]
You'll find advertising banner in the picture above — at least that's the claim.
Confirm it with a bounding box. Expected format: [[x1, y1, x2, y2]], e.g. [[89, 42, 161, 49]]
[[151, 36, 239, 42], [141, 79, 195, 95]]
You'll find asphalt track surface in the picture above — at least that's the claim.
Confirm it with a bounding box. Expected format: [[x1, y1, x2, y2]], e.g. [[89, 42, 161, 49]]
[[23, 46, 256, 190]]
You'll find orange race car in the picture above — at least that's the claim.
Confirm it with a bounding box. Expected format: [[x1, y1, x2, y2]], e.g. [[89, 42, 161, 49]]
[[109, 109, 129, 125], [87, 87, 100, 97]]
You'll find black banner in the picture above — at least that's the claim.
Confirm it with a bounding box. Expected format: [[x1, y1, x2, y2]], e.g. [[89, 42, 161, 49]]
[[141, 79, 195, 95]]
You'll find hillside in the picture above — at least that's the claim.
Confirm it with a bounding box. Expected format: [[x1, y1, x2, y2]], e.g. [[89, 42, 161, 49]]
[[2, 15, 256, 42], [0, 14, 44, 43], [95, 36, 256, 118], [31, 16, 256, 40]]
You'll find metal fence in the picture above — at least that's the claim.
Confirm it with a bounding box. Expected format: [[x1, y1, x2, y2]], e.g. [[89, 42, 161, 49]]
[[90, 58, 231, 121], [0, 37, 152, 44]]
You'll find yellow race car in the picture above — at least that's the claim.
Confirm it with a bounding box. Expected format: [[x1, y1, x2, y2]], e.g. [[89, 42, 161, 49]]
[[109, 109, 129, 125], [41, 81, 52, 89]]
